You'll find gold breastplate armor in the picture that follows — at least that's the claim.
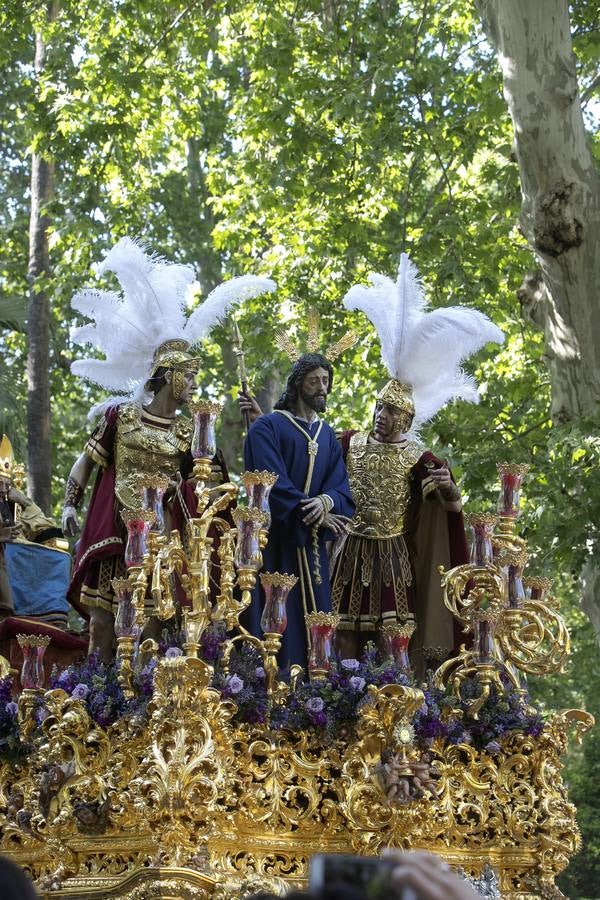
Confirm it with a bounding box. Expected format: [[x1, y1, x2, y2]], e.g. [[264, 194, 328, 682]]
[[346, 433, 423, 539], [114, 405, 192, 509]]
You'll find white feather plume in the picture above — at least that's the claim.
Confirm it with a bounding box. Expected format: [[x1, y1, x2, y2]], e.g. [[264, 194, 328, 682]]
[[342, 252, 504, 426], [69, 237, 276, 405], [184, 275, 277, 345]]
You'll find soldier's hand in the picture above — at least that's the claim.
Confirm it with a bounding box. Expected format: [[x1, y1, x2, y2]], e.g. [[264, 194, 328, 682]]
[[323, 513, 351, 537], [428, 465, 452, 490], [62, 505, 80, 537], [428, 465, 461, 502], [0, 525, 21, 542], [238, 391, 263, 424]]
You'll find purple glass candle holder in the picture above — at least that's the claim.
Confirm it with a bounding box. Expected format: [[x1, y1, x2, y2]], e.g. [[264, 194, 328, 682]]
[[497, 463, 529, 519], [233, 508, 268, 571], [465, 513, 498, 567], [243, 470, 278, 529], [306, 612, 340, 679], [112, 577, 141, 639], [259, 572, 297, 634], [121, 508, 156, 567], [17, 634, 50, 689], [189, 399, 223, 460]]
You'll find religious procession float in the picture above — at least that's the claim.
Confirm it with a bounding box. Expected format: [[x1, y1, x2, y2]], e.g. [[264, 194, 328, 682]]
[[0, 240, 592, 899]]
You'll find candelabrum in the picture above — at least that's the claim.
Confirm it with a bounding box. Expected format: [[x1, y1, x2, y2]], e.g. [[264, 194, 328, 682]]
[[435, 465, 570, 717], [112, 397, 302, 712]]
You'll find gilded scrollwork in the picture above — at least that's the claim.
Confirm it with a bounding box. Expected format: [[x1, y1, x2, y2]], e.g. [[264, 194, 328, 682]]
[[0, 675, 591, 899], [0, 457, 593, 900]]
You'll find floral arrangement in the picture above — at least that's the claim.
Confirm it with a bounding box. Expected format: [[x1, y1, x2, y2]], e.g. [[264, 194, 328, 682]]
[[210, 638, 543, 750], [455, 676, 543, 751], [50, 653, 127, 727], [0, 677, 27, 762], [270, 648, 410, 741], [49, 652, 157, 728], [213, 642, 269, 725], [0, 625, 544, 764]]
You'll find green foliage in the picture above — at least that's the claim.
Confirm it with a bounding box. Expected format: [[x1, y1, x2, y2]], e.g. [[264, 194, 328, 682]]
[[0, 1, 598, 888]]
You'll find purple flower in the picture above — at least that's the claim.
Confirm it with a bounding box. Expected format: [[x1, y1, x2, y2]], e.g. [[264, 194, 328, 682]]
[[341, 658, 360, 671], [225, 674, 244, 695], [165, 647, 183, 659], [485, 740, 502, 754], [349, 676, 366, 692], [5, 701, 18, 716], [255, 667, 266, 679], [72, 683, 90, 700], [312, 710, 327, 728], [305, 697, 324, 713]]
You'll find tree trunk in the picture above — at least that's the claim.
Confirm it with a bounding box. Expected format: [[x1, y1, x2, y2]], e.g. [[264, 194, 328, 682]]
[[26, 6, 57, 512], [477, 0, 600, 422], [477, 1, 600, 643]]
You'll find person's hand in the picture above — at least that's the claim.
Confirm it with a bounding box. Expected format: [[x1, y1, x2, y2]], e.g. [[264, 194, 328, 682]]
[[428, 465, 452, 491], [300, 497, 326, 526], [322, 513, 351, 537], [7, 486, 30, 509], [62, 505, 80, 537], [0, 525, 21, 542], [238, 391, 263, 424], [382, 849, 479, 900], [427, 464, 461, 501]]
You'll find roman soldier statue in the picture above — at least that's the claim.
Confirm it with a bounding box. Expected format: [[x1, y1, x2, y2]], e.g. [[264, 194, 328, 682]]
[[331, 253, 504, 668], [62, 237, 274, 660]]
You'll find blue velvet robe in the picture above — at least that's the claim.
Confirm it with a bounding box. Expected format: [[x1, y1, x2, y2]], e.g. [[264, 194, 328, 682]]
[[243, 411, 355, 667]]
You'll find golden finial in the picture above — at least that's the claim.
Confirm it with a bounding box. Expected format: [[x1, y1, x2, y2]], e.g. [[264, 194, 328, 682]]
[[306, 308, 320, 352], [324, 330, 358, 362], [274, 328, 299, 362]]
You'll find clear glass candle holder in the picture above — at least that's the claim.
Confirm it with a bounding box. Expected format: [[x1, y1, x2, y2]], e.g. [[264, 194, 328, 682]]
[[259, 572, 297, 634], [306, 612, 340, 678], [472, 610, 499, 666], [497, 463, 529, 519], [465, 513, 498, 567], [381, 621, 416, 670], [233, 508, 268, 571], [523, 576, 553, 602], [243, 470, 278, 529], [189, 399, 223, 460], [140, 477, 170, 534], [17, 634, 51, 690], [121, 508, 156, 567], [112, 577, 141, 639]]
